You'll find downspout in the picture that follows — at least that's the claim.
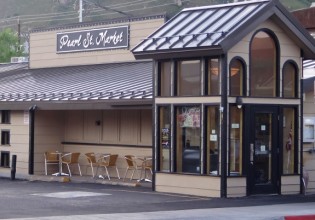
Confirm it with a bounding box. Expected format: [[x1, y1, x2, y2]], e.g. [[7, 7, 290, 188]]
[[28, 105, 37, 175], [152, 61, 157, 191], [300, 55, 304, 194], [220, 54, 228, 198]]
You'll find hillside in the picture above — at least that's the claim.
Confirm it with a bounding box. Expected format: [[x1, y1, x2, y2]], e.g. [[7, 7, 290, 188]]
[[0, 0, 314, 36]]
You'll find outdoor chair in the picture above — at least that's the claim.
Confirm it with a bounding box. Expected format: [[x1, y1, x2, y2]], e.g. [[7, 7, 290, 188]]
[[61, 152, 82, 176], [85, 152, 104, 178], [123, 155, 143, 181], [98, 154, 120, 180], [141, 157, 153, 180], [44, 152, 59, 175]]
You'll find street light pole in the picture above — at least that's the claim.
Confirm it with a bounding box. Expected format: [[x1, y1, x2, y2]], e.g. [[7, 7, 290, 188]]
[[79, 0, 83, 22]]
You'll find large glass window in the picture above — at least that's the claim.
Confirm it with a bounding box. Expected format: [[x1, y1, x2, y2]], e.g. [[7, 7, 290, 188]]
[[283, 61, 297, 98], [250, 31, 278, 97], [159, 61, 172, 96], [229, 106, 243, 176], [283, 107, 297, 174], [176, 106, 201, 173], [177, 60, 201, 96], [206, 106, 220, 175], [230, 58, 245, 96], [159, 106, 171, 172], [207, 59, 220, 95]]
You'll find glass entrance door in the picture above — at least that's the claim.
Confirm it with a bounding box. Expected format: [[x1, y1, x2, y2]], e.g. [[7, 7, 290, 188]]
[[248, 106, 279, 194]]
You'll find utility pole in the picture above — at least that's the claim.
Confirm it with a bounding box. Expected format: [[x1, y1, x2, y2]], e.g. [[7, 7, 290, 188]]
[[79, 0, 83, 22]]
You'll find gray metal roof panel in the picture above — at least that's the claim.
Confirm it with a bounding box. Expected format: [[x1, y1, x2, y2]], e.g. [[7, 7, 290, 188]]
[[0, 61, 152, 102], [132, 0, 315, 59], [133, 0, 269, 54]]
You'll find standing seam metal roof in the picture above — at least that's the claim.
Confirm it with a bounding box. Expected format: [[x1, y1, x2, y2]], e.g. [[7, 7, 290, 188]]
[[132, 0, 315, 59], [133, 0, 269, 53], [0, 61, 152, 102]]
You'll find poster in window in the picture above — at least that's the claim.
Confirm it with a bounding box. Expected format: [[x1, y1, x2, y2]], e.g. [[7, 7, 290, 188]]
[[161, 128, 170, 148], [177, 107, 200, 128]]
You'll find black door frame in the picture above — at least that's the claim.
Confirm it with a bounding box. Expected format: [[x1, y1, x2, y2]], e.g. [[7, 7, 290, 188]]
[[245, 105, 281, 195]]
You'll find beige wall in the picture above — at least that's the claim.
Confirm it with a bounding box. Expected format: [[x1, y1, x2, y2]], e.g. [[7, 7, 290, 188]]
[[0, 110, 30, 176], [64, 109, 152, 146], [227, 177, 246, 197], [281, 175, 300, 195], [29, 18, 165, 69], [156, 173, 221, 197], [33, 109, 152, 175], [34, 110, 65, 175]]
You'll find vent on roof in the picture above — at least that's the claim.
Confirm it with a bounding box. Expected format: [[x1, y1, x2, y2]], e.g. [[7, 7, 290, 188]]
[[10, 57, 29, 63]]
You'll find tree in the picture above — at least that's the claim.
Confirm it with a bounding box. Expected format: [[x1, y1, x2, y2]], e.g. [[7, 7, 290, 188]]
[[0, 28, 24, 63]]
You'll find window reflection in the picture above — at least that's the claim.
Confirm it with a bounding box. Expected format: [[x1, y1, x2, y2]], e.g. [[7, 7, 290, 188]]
[[250, 31, 277, 97], [159, 106, 171, 172], [283, 62, 297, 98], [283, 108, 296, 174], [177, 60, 201, 96], [176, 106, 201, 173], [159, 61, 172, 96], [229, 106, 242, 176], [206, 106, 220, 175], [230, 58, 245, 96], [207, 59, 220, 95]]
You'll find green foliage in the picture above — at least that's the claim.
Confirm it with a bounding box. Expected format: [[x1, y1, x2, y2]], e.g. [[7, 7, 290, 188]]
[[0, 28, 24, 63]]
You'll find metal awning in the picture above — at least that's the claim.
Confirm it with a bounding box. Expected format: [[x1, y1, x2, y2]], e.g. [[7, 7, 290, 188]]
[[0, 61, 153, 110]]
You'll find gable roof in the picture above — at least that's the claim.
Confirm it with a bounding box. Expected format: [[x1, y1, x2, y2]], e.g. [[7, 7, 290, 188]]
[[132, 0, 315, 59], [0, 61, 153, 110]]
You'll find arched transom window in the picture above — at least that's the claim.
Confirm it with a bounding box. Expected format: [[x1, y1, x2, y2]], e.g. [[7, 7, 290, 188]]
[[250, 30, 278, 97]]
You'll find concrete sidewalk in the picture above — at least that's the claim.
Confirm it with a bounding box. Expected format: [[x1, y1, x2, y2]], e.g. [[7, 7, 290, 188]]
[[3, 202, 315, 220]]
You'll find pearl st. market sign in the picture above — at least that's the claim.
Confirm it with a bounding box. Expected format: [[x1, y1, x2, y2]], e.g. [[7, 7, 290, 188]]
[[57, 26, 129, 53]]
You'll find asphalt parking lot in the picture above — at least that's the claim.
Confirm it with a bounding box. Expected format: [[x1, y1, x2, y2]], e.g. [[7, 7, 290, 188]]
[[1, 178, 315, 219]]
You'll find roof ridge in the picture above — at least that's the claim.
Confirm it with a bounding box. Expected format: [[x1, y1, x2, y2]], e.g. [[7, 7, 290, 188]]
[[182, 0, 270, 12]]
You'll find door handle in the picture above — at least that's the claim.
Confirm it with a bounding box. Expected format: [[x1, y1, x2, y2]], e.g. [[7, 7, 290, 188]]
[[250, 143, 254, 164]]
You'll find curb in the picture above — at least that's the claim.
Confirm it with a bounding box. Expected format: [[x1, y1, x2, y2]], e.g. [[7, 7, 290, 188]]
[[285, 215, 315, 220]]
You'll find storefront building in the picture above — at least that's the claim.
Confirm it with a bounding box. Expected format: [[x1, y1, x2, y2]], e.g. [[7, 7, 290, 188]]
[[133, 0, 315, 197], [0, 16, 164, 179]]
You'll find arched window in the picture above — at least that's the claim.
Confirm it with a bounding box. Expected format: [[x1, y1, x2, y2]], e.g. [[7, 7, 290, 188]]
[[283, 61, 298, 98], [250, 30, 278, 97], [230, 58, 246, 96]]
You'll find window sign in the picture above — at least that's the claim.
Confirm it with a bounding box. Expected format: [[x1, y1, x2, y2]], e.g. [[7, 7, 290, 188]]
[[304, 117, 315, 142], [177, 107, 200, 127], [57, 26, 129, 53]]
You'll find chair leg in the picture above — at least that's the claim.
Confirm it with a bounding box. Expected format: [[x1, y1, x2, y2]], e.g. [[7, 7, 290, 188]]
[[104, 166, 110, 180], [67, 164, 71, 176], [78, 164, 82, 176], [91, 165, 96, 178], [131, 169, 136, 180], [123, 168, 129, 181], [45, 163, 47, 175], [116, 166, 120, 179]]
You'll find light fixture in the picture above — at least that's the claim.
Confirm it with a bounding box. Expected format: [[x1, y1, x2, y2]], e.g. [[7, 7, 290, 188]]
[[236, 96, 243, 109]]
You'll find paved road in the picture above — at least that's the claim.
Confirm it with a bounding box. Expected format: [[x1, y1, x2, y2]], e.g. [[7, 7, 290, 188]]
[[1, 178, 315, 219]]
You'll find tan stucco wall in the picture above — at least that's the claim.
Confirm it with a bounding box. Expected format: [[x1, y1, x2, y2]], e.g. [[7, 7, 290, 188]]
[[0, 111, 30, 176], [33, 109, 152, 175], [155, 173, 221, 197], [29, 18, 165, 69]]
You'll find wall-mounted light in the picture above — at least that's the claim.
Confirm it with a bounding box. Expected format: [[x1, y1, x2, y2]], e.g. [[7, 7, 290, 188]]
[[236, 96, 243, 109]]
